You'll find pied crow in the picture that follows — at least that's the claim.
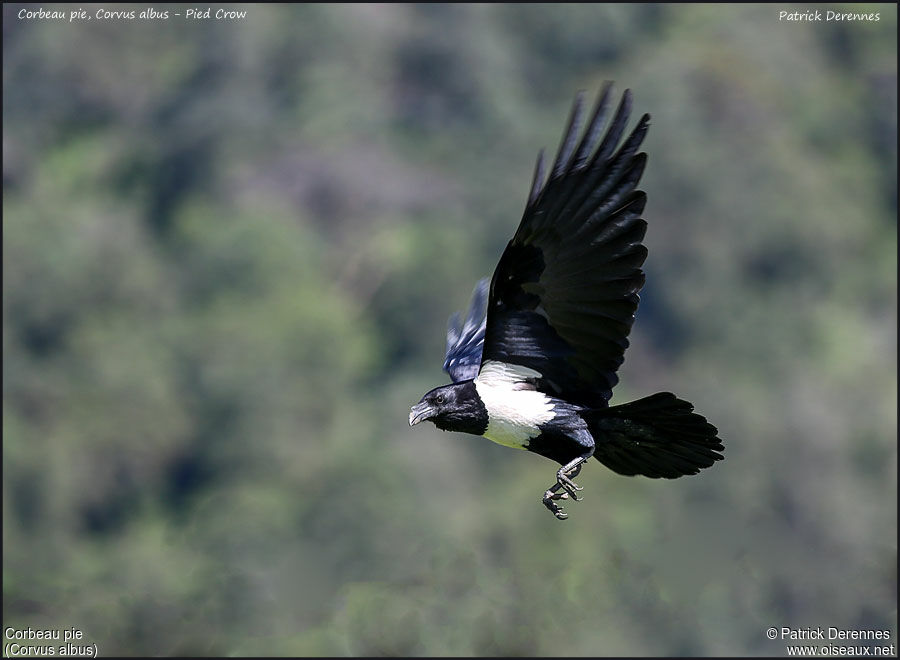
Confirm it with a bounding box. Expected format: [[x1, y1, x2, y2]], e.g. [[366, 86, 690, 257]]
[[409, 83, 724, 520]]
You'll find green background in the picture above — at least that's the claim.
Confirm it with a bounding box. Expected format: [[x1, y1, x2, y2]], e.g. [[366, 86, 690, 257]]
[[3, 3, 897, 656]]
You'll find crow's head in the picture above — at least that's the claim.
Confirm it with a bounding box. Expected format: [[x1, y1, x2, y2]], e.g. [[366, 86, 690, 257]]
[[409, 381, 487, 435]]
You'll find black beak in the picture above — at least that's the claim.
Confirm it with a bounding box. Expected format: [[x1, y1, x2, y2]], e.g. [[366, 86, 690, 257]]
[[409, 401, 435, 427]]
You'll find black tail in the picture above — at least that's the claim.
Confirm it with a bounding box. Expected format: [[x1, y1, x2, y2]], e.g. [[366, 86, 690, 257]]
[[586, 393, 724, 478]]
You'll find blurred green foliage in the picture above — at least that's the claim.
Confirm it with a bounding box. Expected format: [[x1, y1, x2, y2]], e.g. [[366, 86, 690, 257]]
[[3, 3, 897, 656]]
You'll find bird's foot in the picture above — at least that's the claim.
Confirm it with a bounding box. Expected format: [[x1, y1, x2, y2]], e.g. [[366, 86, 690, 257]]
[[542, 487, 571, 520], [542, 455, 590, 520], [557, 466, 584, 501]]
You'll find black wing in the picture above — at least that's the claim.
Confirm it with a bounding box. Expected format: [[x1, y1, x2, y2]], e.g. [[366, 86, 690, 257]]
[[480, 83, 650, 407], [443, 278, 489, 382]]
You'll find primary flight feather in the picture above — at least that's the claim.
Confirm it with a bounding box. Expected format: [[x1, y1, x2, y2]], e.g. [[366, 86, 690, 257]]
[[409, 83, 724, 520]]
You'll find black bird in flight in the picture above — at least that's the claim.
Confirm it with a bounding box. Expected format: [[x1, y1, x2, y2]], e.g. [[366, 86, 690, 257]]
[[409, 84, 724, 520]]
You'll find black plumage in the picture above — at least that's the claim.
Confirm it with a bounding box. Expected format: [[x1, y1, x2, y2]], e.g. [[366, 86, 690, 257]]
[[409, 83, 724, 520], [484, 86, 648, 407], [443, 278, 489, 383]]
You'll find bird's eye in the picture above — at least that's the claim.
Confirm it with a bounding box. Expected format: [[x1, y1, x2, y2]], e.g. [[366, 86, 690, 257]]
[[436, 393, 445, 404]]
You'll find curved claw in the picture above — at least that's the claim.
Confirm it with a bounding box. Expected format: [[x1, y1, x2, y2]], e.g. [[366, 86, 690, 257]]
[[542, 489, 570, 520], [557, 473, 584, 500]]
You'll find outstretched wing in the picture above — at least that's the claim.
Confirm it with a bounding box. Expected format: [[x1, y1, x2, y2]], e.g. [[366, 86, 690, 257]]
[[480, 84, 650, 407], [443, 278, 489, 382]]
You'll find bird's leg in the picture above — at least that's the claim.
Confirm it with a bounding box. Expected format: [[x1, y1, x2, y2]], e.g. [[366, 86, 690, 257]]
[[556, 454, 589, 500], [542, 453, 592, 520]]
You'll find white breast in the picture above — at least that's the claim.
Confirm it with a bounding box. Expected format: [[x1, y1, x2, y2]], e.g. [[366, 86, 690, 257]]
[[474, 360, 555, 450]]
